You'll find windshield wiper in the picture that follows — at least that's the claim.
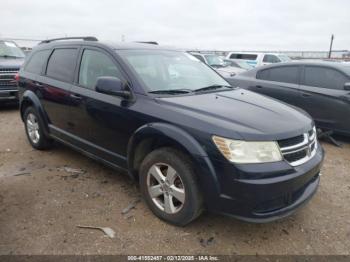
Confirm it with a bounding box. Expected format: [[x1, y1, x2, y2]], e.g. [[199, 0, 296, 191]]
[[148, 89, 193, 95], [194, 84, 233, 93]]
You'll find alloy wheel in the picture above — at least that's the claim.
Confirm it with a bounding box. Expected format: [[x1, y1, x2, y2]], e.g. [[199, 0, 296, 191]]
[[26, 113, 40, 144], [147, 163, 186, 214]]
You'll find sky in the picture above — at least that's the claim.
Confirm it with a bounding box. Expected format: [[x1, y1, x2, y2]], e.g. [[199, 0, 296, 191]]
[[1, 0, 349, 51]]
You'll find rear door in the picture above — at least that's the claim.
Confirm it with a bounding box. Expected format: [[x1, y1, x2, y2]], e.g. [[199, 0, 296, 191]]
[[36, 47, 79, 135], [248, 65, 301, 106], [299, 65, 350, 133]]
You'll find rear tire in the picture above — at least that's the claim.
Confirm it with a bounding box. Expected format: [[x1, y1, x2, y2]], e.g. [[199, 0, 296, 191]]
[[139, 147, 203, 226], [23, 106, 53, 150]]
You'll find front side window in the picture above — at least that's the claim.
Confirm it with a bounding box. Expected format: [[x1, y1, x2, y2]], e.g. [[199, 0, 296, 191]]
[[25, 50, 51, 74], [278, 55, 292, 62], [257, 66, 299, 84], [46, 48, 78, 82], [79, 49, 123, 89], [263, 55, 280, 63], [119, 50, 229, 92], [0, 41, 25, 58], [303, 66, 349, 90]]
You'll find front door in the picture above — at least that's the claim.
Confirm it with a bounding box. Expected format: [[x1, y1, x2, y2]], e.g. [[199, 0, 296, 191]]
[[67, 47, 135, 168]]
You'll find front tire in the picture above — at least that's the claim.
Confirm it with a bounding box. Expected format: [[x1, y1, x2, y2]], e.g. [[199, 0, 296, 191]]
[[139, 147, 203, 226], [24, 107, 53, 150]]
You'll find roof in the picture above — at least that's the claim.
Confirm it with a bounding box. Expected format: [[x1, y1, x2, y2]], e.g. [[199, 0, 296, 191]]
[[34, 38, 177, 51], [257, 60, 350, 70]]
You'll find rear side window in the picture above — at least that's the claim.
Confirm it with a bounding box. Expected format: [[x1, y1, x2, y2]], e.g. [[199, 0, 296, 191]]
[[46, 48, 78, 82], [78, 49, 123, 89], [257, 66, 299, 84], [25, 50, 51, 74], [263, 55, 280, 63], [229, 53, 257, 60], [303, 66, 349, 90]]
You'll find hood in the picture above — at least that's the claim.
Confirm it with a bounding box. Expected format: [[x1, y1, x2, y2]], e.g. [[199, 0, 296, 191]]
[[158, 89, 313, 141], [0, 57, 24, 69]]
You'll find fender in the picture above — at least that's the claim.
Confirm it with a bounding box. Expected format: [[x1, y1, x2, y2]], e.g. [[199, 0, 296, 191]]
[[20, 90, 50, 136], [127, 122, 221, 201]]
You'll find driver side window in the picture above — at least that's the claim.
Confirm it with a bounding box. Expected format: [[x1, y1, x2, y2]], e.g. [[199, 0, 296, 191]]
[[263, 55, 280, 63], [79, 49, 123, 89]]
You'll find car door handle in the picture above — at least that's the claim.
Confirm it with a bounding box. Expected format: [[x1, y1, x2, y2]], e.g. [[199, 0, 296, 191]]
[[70, 94, 83, 100], [301, 93, 312, 97], [255, 85, 263, 88]]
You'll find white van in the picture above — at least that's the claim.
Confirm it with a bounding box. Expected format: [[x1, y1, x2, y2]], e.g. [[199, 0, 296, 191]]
[[226, 52, 291, 68]]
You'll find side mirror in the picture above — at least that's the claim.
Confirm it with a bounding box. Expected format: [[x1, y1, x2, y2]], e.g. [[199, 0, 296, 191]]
[[95, 76, 131, 99], [344, 82, 350, 91]]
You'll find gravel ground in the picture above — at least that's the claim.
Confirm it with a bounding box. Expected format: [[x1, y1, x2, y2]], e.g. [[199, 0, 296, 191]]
[[0, 105, 349, 255]]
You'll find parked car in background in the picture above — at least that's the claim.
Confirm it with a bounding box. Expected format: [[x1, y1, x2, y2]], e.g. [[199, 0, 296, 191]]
[[18, 37, 323, 225], [223, 59, 254, 71], [227, 61, 350, 135], [0, 39, 25, 104], [190, 52, 246, 78], [226, 52, 292, 68]]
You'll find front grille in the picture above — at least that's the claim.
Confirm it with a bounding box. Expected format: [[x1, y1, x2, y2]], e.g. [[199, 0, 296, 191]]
[[0, 68, 19, 88], [278, 135, 304, 148], [278, 127, 317, 166], [284, 150, 307, 163]]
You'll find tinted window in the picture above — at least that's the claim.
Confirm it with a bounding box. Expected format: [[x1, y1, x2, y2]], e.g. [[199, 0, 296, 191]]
[[304, 66, 349, 90], [229, 53, 258, 60], [25, 50, 51, 74], [192, 54, 206, 63], [263, 55, 280, 63], [79, 49, 123, 89], [257, 66, 299, 84], [46, 48, 78, 82]]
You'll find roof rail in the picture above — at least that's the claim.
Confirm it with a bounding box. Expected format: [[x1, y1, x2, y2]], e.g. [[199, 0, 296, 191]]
[[39, 36, 98, 45], [135, 41, 159, 45]]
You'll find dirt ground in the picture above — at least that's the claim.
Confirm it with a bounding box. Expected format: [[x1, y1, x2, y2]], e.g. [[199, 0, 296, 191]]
[[0, 105, 349, 255]]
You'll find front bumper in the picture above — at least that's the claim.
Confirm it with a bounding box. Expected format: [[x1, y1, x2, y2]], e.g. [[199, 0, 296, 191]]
[[0, 88, 18, 102], [206, 144, 324, 222]]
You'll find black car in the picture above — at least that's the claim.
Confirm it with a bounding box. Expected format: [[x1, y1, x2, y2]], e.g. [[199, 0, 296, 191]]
[[227, 62, 350, 136], [0, 40, 25, 104], [17, 37, 324, 225]]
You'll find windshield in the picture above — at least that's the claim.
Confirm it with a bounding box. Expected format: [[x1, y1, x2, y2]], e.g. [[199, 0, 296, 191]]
[[278, 55, 292, 62], [119, 50, 229, 92], [0, 41, 25, 58], [204, 54, 225, 67]]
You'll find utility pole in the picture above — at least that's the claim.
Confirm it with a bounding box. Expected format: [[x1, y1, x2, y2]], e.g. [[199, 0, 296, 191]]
[[328, 34, 334, 58]]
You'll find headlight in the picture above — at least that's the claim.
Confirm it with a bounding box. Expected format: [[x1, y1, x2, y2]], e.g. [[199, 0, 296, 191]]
[[212, 136, 282, 164]]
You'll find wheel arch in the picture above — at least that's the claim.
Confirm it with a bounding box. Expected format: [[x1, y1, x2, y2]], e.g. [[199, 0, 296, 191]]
[[20, 90, 50, 136], [127, 123, 221, 200]]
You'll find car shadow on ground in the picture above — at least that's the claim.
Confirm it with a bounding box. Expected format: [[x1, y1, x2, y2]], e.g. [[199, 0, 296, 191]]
[[0, 103, 19, 112]]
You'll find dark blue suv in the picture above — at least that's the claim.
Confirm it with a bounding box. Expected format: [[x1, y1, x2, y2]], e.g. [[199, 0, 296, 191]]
[[17, 37, 324, 225]]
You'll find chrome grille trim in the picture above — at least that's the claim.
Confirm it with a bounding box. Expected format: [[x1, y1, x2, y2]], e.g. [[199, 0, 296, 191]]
[[0, 68, 19, 87], [279, 126, 317, 167]]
